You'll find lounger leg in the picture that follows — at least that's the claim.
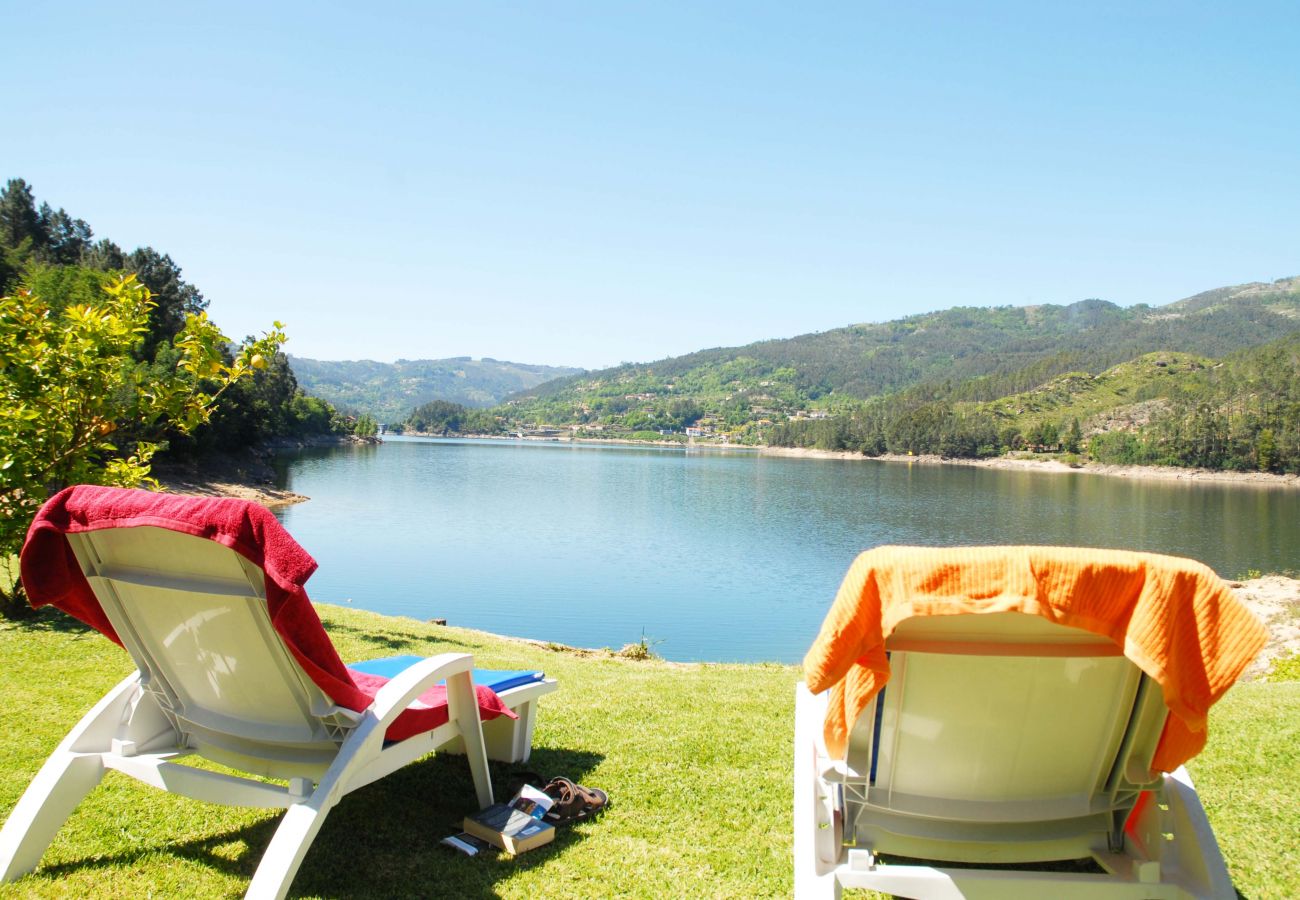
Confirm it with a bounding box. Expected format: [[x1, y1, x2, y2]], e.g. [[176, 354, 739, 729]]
[[1162, 767, 1235, 898], [0, 673, 142, 882], [0, 752, 105, 881], [246, 665, 499, 899], [246, 727, 372, 900], [446, 672, 493, 809], [245, 800, 331, 900], [794, 683, 842, 900]]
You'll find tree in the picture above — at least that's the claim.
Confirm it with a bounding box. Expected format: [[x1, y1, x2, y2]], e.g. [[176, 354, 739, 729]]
[[353, 414, 378, 438], [0, 180, 43, 294], [1256, 428, 1277, 472], [165, 347, 347, 455], [0, 179, 42, 253], [1064, 418, 1083, 454], [408, 400, 468, 434], [38, 204, 93, 265], [127, 247, 208, 356], [82, 238, 126, 272], [0, 274, 285, 617], [1026, 421, 1059, 449]]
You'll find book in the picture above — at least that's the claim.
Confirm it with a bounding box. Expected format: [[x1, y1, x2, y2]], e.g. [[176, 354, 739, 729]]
[[462, 802, 555, 855], [440, 832, 493, 856]]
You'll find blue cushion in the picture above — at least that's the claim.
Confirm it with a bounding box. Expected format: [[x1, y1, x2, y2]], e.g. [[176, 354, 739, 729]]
[[348, 655, 545, 692]]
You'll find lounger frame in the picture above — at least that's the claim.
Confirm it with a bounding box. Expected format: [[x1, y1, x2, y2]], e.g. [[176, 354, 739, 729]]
[[794, 612, 1235, 899], [0, 526, 555, 899]]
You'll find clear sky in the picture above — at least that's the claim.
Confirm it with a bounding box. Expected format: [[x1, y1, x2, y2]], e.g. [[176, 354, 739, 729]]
[[7, 2, 1298, 369]]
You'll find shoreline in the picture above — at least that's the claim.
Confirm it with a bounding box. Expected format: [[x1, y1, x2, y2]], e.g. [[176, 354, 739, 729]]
[[360, 575, 1299, 679], [155, 432, 1299, 505], [400, 431, 757, 452], [759, 446, 1300, 488], [147, 435, 368, 509], [153, 475, 309, 508], [397, 432, 1298, 487]]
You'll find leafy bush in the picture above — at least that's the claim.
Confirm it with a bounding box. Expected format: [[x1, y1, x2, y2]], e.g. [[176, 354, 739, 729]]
[[1269, 653, 1300, 683], [0, 276, 284, 616]]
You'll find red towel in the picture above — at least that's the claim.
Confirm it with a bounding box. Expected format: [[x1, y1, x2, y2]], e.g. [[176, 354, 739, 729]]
[[21, 485, 513, 740], [804, 545, 1267, 772]]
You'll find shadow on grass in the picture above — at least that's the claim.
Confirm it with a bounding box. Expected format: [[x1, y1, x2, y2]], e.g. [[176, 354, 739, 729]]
[[1, 605, 95, 637], [34, 817, 280, 882], [322, 620, 480, 653], [289, 748, 608, 899], [30, 749, 606, 900]]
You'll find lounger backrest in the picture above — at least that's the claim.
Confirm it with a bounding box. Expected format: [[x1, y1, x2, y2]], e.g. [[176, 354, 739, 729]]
[[846, 612, 1166, 824], [65, 526, 357, 756]]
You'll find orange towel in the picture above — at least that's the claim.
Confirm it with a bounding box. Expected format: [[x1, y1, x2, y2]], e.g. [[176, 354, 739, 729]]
[[803, 546, 1267, 772]]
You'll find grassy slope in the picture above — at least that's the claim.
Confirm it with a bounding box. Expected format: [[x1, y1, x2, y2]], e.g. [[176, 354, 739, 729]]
[[0, 606, 794, 899], [0, 606, 1294, 899], [969, 351, 1212, 431]]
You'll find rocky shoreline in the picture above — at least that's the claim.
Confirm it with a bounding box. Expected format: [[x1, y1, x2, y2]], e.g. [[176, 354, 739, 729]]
[[152, 472, 308, 507], [149, 435, 371, 508]]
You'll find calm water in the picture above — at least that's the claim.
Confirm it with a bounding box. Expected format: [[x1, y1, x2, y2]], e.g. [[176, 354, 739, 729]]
[[273, 437, 1300, 663]]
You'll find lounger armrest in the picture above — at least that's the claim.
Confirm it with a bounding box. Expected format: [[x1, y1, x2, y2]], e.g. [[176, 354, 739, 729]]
[[798, 684, 869, 783], [366, 653, 476, 729]]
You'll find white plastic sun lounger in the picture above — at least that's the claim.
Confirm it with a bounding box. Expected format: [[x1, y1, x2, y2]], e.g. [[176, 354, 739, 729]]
[[795, 611, 1236, 899], [0, 488, 557, 899]]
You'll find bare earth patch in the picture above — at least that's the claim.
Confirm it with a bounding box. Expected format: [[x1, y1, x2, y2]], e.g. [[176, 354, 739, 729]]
[[154, 475, 308, 507], [1229, 575, 1300, 679], [152, 463, 307, 508]]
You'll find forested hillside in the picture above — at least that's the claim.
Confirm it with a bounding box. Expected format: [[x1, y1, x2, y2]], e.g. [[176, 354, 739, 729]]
[[1, 178, 337, 615], [289, 356, 582, 423], [486, 277, 1300, 473], [498, 279, 1299, 438], [768, 336, 1300, 473], [0, 179, 357, 456]]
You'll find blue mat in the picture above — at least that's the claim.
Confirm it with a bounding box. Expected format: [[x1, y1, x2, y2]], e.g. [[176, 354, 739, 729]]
[[348, 655, 545, 693]]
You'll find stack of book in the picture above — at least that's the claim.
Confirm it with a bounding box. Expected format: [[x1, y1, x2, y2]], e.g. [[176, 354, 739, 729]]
[[443, 784, 556, 857]]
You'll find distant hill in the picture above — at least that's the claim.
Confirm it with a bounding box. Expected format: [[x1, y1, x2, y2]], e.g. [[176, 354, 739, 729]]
[[760, 329, 1300, 472], [288, 356, 584, 423], [503, 277, 1300, 439]]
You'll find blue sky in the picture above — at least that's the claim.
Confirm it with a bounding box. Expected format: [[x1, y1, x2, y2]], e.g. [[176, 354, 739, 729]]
[[7, 2, 1298, 369]]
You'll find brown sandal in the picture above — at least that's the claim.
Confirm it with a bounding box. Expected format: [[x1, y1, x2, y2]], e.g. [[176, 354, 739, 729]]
[[542, 776, 609, 824]]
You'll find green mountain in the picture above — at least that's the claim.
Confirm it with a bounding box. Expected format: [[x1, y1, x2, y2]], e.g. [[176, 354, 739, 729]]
[[756, 329, 1300, 473], [504, 277, 1300, 440], [288, 356, 583, 423]]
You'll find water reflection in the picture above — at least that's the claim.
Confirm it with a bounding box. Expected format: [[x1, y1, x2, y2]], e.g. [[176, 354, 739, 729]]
[[272, 438, 1300, 663]]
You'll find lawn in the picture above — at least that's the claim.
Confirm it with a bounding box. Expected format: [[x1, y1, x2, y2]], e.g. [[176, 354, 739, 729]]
[[0, 605, 1294, 899]]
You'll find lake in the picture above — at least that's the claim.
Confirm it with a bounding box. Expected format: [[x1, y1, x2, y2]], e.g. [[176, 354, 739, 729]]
[[272, 436, 1300, 663]]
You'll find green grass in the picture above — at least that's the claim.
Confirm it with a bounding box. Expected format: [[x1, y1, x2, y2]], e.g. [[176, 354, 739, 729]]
[[0, 605, 1295, 898], [0, 606, 794, 898]]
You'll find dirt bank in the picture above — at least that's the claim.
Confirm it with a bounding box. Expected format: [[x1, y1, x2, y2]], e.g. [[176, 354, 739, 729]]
[[1230, 575, 1300, 679], [759, 447, 1300, 488], [153, 473, 308, 507]]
